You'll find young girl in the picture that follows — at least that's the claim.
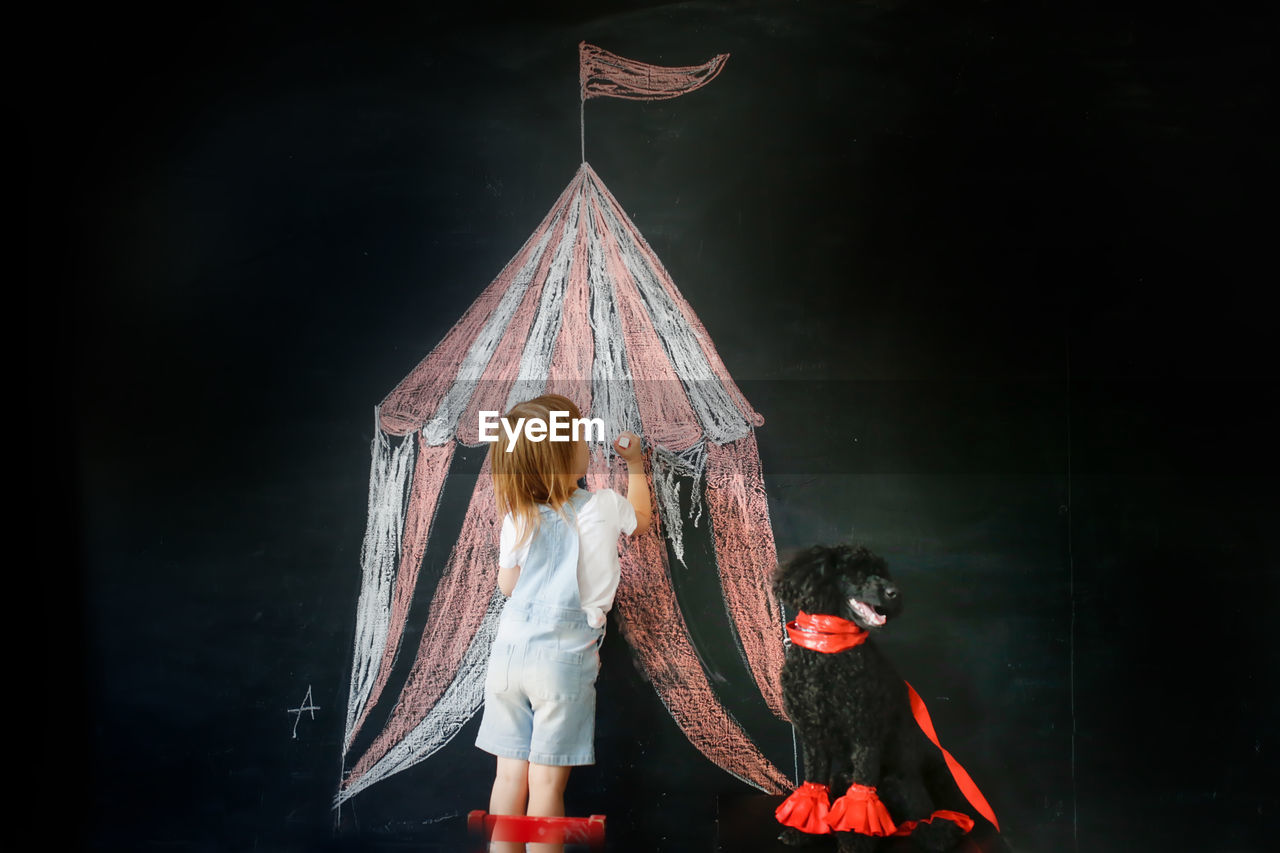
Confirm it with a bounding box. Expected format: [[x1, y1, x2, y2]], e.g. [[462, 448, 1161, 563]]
[[475, 394, 651, 852]]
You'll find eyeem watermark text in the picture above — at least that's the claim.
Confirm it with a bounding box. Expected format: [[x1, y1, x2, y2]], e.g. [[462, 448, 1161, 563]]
[[479, 410, 605, 452]]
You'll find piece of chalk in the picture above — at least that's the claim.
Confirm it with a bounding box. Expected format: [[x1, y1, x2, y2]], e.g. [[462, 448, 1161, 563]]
[[618, 436, 630, 448]]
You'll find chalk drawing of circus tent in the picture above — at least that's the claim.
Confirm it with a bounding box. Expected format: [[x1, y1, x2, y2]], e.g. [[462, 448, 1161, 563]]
[[338, 43, 790, 804]]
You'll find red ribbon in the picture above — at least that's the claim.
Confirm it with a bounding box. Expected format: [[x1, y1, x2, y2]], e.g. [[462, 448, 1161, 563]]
[[893, 809, 975, 836], [785, 611, 869, 653], [904, 682, 1000, 831]]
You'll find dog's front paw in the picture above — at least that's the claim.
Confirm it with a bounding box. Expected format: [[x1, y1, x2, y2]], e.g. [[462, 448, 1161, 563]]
[[778, 826, 826, 847], [910, 816, 967, 851], [833, 832, 878, 853]]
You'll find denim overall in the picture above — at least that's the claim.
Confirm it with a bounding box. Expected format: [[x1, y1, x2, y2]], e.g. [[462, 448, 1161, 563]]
[[475, 489, 605, 766]]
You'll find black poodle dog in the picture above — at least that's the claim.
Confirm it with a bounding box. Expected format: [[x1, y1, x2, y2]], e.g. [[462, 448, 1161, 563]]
[[773, 543, 984, 853]]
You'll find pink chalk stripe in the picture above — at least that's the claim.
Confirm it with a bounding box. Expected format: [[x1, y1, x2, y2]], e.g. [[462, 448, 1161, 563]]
[[343, 456, 499, 789], [589, 453, 788, 793], [589, 191, 702, 452], [585, 163, 762, 429], [455, 189, 580, 443], [346, 437, 456, 749], [705, 431, 787, 719], [379, 174, 582, 437], [545, 194, 594, 410]]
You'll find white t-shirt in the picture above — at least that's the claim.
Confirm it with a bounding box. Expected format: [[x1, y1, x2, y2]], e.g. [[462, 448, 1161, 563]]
[[498, 488, 638, 629]]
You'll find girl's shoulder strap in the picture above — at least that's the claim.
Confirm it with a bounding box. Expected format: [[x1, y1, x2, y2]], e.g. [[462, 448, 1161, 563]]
[[560, 488, 592, 525]]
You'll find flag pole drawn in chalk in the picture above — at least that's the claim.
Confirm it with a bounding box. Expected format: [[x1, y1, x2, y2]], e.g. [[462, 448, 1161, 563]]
[[337, 42, 789, 805], [289, 686, 320, 739]]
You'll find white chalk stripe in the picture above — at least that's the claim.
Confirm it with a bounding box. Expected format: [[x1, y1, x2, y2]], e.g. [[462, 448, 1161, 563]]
[[585, 189, 642, 441], [505, 190, 585, 408], [420, 210, 564, 446], [588, 175, 750, 445], [337, 589, 503, 804], [651, 443, 708, 567], [344, 424, 416, 753]]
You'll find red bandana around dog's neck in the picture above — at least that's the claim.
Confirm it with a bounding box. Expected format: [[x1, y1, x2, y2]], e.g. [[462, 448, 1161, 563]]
[[786, 611, 870, 653]]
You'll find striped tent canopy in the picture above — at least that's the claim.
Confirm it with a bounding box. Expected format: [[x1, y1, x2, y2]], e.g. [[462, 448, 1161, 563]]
[[338, 123, 790, 806]]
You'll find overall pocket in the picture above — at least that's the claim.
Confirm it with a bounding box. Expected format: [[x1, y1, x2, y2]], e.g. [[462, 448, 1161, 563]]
[[485, 642, 514, 694], [528, 647, 584, 702]]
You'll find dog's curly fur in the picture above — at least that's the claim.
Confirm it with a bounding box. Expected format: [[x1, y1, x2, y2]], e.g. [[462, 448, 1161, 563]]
[[774, 544, 971, 852]]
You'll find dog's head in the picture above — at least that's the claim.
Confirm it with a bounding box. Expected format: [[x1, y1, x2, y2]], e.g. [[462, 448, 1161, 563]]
[[773, 543, 903, 630]]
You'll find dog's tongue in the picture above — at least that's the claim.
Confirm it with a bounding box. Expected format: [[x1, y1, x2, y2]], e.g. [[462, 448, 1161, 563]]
[[850, 599, 887, 627]]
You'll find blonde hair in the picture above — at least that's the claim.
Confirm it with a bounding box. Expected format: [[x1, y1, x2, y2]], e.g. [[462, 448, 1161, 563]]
[[489, 394, 586, 550]]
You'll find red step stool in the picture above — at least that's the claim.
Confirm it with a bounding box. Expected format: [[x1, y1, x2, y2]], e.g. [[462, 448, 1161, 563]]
[[467, 811, 606, 851]]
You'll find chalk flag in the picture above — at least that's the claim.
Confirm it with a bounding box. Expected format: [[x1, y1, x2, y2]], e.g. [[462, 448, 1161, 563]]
[[580, 42, 730, 102]]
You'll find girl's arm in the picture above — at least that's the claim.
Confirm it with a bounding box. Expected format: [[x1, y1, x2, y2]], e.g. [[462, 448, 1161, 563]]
[[498, 564, 521, 597], [496, 515, 521, 595], [612, 432, 652, 536]]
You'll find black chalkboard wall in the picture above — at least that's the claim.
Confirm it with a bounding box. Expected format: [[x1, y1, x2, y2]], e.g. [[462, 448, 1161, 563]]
[[43, 0, 1275, 850]]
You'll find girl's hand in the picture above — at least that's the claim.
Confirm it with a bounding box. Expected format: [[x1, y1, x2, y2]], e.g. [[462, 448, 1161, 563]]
[[614, 431, 651, 534], [613, 431, 643, 464]]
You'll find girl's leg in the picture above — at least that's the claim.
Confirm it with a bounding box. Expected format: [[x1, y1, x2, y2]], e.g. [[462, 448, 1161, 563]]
[[490, 756, 530, 853], [527, 762, 572, 853]]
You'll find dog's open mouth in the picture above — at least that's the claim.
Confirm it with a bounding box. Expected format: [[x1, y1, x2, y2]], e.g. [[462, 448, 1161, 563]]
[[849, 598, 887, 627]]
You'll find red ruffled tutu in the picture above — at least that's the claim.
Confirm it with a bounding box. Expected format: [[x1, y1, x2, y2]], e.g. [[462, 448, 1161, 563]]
[[826, 783, 896, 836], [774, 781, 832, 834]]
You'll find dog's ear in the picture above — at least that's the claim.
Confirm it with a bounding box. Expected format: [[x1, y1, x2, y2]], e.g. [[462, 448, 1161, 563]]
[[808, 544, 837, 576], [773, 544, 831, 609]]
